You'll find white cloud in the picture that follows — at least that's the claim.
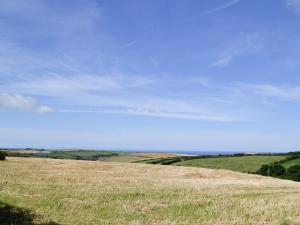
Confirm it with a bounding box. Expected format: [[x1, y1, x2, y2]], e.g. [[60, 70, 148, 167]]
[[285, 0, 300, 12], [0, 1, 240, 122], [7, 73, 300, 121], [36, 105, 55, 114], [211, 55, 232, 67], [0, 92, 54, 113], [0, 74, 238, 122], [203, 0, 241, 15]]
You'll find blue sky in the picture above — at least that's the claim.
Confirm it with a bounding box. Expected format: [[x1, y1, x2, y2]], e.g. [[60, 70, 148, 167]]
[[1, 0, 300, 151]]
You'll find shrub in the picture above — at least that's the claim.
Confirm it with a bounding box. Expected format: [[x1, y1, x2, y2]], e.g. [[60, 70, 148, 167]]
[[285, 165, 300, 182], [257, 164, 286, 177], [269, 164, 286, 177], [0, 151, 6, 160], [257, 164, 270, 176]]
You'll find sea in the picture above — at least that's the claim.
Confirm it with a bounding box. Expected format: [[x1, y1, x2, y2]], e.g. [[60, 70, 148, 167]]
[[115, 149, 255, 156]]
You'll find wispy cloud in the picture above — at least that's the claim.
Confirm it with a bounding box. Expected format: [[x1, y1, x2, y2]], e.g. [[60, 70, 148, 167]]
[[0, 0, 241, 122], [0, 0, 291, 124], [211, 55, 232, 67], [4, 74, 153, 94], [60, 108, 235, 122], [239, 83, 300, 101], [3, 72, 300, 121], [0, 0, 103, 78], [284, 0, 300, 12], [0, 92, 54, 113], [0, 73, 238, 122], [212, 32, 264, 67], [203, 0, 241, 15], [4, 71, 300, 121]]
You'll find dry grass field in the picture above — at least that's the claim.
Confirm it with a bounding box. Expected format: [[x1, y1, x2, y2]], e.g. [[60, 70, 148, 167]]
[[1, 157, 300, 225]]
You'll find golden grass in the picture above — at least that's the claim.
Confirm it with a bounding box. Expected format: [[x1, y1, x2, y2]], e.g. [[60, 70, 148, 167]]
[[1, 157, 300, 225]]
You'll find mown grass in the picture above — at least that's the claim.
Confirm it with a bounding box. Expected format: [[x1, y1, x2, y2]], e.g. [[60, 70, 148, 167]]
[[1, 157, 300, 225], [174, 155, 287, 172]]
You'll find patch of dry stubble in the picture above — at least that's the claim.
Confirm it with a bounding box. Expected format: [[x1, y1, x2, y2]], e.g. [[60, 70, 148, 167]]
[[0, 157, 299, 225]]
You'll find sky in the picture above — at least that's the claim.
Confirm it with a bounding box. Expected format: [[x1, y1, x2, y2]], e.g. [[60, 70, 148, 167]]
[[1, 0, 300, 152]]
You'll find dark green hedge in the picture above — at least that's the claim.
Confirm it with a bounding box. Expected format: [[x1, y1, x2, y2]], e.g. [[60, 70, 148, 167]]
[[0, 151, 6, 160], [257, 160, 300, 182]]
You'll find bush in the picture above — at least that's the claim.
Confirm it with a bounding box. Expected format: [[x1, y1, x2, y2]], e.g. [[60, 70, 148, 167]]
[[285, 165, 300, 182], [0, 151, 6, 160], [269, 164, 286, 177], [257, 164, 270, 176], [257, 164, 286, 177]]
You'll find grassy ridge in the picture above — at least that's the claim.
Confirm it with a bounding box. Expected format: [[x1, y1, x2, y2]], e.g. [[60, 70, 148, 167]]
[[103, 155, 150, 162], [1, 157, 300, 225], [174, 155, 287, 172], [140, 154, 288, 172], [103, 153, 176, 162], [140, 153, 300, 182], [6, 150, 119, 160], [5, 149, 180, 163], [283, 157, 300, 168]]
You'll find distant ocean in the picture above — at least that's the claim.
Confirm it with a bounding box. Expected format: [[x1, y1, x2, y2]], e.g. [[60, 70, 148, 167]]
[[115, 149, 248, 156], [8, 148, 289, 155]]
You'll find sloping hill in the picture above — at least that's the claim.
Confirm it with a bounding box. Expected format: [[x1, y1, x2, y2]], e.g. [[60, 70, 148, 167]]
[[173, 155, 287, 172], [0, 157, 300, 225]]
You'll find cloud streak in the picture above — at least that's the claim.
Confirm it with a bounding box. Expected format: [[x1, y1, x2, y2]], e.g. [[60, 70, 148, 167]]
[[4, 72, 300, 121], [60, 108, 235, 122], [239, 84, 300, 101], [203, 0, 241, 15], [0, 74, 239, 122], [211, 55, 232, 67], [212, 32, 264, 67]]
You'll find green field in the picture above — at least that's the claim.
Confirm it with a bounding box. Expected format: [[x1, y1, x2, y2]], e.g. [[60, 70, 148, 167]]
[[5, 150, 179, 163], [283, 157, 300, 168], [43, 150, 119, 160], [104, 152, 178, 163], [1, 157, 300, 225], [174, 155, 287, 172], [103, 155, 150, 162]]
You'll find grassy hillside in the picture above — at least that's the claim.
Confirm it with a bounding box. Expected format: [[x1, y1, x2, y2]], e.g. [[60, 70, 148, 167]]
[[103, 154, 150, 162], [104, 152, 179, 162], [173, 155, 287, 172], [283, 157, 300, 168], [6, 150, 119, 160], [1, 157, 300, 225], [5, 149, 179, 163]]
